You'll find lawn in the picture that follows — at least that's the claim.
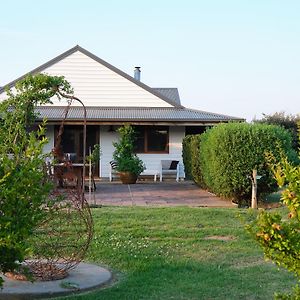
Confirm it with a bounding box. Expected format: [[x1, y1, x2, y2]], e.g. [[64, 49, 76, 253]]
[[57, 206, 296, 300]]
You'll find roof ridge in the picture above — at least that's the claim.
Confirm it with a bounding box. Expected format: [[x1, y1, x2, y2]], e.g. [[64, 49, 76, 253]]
[[36, 106, 182, 110], [152, 87, 178, 89], [0, 45, 80, 93]]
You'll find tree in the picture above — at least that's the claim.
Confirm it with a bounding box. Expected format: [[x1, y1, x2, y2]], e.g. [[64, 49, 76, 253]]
[[113, 125, 145, 175], [246, 140, 300, 299], [0, 74, 73, 286], [254, 112, 300, 151]]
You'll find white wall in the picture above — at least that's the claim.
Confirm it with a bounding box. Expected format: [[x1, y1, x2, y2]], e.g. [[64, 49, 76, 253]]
[[44, 125, 55, 155], [43, 125, 185, 178], [43, 51, 173, 108], [0, 50, 174, 107], [99, 126, 119, 177], [100, 126, 185, 178]]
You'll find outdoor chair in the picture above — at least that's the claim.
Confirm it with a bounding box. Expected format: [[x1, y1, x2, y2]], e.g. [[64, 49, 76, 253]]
[[62, 171, 78, 188], [109, 160, 119, 181], [159, 160, 180, 182]]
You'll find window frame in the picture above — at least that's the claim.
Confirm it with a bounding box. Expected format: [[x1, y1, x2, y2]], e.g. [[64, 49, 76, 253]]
[[134, 126, 169, 154]]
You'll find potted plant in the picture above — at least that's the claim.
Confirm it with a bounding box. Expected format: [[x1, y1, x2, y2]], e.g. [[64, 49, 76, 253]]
[[113, 125, 145, 184]]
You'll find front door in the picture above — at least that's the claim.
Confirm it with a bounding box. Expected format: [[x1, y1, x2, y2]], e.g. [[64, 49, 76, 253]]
[[55, 125, 100, 176]]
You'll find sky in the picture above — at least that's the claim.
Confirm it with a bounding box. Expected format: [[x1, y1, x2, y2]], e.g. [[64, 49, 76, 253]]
[[1, 0, 300, 121]]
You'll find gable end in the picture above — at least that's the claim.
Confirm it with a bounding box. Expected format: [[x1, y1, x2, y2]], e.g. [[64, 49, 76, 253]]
[[0, 45, 182, 108]]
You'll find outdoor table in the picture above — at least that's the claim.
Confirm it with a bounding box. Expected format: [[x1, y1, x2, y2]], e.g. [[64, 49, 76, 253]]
[[54, 163, 85, 188]]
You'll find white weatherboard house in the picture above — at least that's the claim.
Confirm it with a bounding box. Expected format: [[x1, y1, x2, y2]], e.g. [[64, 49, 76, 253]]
[[0, 45, 242, 179]]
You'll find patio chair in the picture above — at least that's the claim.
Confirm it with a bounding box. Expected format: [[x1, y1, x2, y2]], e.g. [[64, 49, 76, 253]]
[[159, 160, 180, 182], [62, 171, 78, 188], [109, 160, 119, 181], [45, 160, 54, 177]]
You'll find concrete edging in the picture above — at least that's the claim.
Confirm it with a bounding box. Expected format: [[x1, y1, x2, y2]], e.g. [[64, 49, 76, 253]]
[[0, 262, 112, 300]]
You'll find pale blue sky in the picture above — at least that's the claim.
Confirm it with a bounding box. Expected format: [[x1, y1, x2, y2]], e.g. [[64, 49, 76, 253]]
[[1, 0, 300, 121]]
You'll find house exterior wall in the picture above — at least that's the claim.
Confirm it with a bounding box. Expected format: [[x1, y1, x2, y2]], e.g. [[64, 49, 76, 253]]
[[41, 51, 173, 108], [99, 126, 185, 178], [43, 125, 185, 178], [99, 126, 119, 177], [44, 125, 55, 155]]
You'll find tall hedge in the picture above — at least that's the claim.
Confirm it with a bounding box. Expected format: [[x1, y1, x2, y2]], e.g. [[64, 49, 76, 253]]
[[201, 123, 296, 202], [182, 134, 204, 185], [182, 135, 194, 180], [183, 123, 297, 203]]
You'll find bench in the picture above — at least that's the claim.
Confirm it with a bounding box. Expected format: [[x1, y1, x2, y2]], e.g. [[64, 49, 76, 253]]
[[110, 160, 183, 182], [159, 160, 180, 182], [140, 169, 159, 182], [110, 161, 159, 182]]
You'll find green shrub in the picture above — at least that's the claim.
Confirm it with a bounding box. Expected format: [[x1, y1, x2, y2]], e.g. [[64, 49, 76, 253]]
[[246, 139, 300, 299], [182, 135, 194, 180], [182, 134, 204, 186], [0, 74, 73, 286], [190, 135, 204, 186], [185, 123, 296, 203]]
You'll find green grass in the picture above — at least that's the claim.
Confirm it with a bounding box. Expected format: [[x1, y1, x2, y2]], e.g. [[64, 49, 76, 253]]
[[57, 207, 296, 300]]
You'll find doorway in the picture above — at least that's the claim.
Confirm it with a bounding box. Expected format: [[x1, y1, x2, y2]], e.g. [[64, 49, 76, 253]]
[[55, 125, 100, 176]]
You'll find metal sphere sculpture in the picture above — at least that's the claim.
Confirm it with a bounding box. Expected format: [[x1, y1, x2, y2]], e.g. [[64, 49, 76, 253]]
[[24, 189, 93, 281], [24, 98, 93, 281]]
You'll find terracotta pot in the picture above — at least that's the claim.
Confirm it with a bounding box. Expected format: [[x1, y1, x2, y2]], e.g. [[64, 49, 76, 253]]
[[119, 172, 138, 184]]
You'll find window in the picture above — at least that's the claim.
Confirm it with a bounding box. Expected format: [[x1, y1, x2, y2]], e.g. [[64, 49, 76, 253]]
[[134, 126, 169, 153]]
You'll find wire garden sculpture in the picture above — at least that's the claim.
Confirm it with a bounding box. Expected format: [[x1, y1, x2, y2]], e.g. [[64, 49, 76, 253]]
[[24, 188, 93, 281], [7, 97, 94, 281]]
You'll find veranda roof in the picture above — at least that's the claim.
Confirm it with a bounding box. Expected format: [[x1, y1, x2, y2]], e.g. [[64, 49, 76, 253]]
[[35, 106, 243, 124]]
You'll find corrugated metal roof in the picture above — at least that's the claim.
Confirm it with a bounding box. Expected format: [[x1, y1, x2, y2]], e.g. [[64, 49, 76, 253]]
[[152, 88, 181, 105], [34, 106, 243, 122]]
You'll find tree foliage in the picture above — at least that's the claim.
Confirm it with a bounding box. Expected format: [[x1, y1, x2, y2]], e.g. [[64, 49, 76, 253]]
[[246, 144, 300, 299], [254, 112, 300, 151], [0, 74, 73, 286]]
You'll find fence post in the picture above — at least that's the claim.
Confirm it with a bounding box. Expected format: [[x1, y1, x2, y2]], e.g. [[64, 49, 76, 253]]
[[251, 169, 258, 209]]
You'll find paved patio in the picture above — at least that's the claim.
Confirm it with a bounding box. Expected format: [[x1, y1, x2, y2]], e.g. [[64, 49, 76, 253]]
[[86, 181, 233, 207]]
